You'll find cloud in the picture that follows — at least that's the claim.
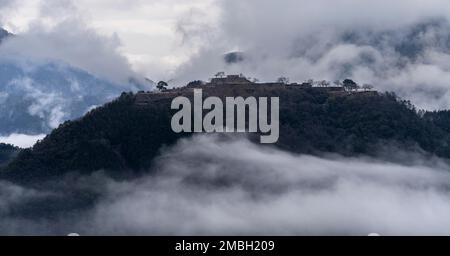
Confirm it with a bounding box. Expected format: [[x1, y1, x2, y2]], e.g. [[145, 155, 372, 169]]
[[0, 0, 148, 137], [0, 0, 15, 19], [2, 135, 450, 235], [1, 0, 220, 82], [7, 0, 450, 107], [0, 0, 139, 84], [0, 21, 135, 84], [0, 60, 125, 136], [173, 0, 450, 110], [82, 135, 450, 235], [7, 0, 450, 105]]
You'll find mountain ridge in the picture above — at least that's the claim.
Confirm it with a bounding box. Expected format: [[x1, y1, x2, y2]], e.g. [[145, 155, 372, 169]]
[[2, 82, 450, 184], [0, 143, 20, 167], [0, 28, 151, 135], [0, 28, 12, 43]]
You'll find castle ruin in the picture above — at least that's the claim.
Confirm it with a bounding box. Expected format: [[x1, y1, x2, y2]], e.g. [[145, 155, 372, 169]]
[[208, 74, 253, 86]]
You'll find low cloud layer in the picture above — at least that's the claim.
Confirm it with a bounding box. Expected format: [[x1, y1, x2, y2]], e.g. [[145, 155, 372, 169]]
[[1, 135, 450, 235]]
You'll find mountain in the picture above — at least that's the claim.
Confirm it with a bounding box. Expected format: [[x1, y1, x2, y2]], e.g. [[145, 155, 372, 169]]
[[0, 28, 145, 136], [0, 143, 20, 167], [0, 59, 127, 135], [0, 28, 12, 43], [340, 18, 450, 61], [3, 83, 450, 184]]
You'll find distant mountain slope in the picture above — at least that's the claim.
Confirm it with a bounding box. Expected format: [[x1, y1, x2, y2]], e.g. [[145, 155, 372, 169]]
[[0, 59, 126, 135], [0, 27, 144, 136], [3, 84, 450, 183], [0, 143, 20, 167], [0, 28, 12, 43]]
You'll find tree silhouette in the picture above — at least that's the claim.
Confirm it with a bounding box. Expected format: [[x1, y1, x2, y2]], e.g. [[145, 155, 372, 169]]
[[187, 80, 204, 87], [215, 72, 225, 78], [157, 81, 168, 91], [342, 79, 358, 91], [277, 77, 290, 84], [333, 80, 342, 86], [318, 80, 330, 87], [362, 84, 374, 91]]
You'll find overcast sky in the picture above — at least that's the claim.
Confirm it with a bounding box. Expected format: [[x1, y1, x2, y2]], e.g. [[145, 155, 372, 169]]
[[2, 0, 447, 77], [3, 0, 450, 109], [0, 0, 219, 80]]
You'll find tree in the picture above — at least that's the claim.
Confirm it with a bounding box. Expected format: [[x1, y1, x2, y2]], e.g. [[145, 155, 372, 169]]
[[277, 77, 290, 84], [187, 80, 204, 87], [362, 84, 374, 91], [333, 80, 342, 86], [318, 80, 330, 87], [342, 79, 358, 91], [157, 81, 168, 91], [215, 72, 225, 78], [301, 79, 314, 87]]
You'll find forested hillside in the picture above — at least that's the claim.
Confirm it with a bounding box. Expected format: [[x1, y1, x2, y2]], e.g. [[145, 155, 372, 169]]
[[3, 85, 450, 183], [0, 143, 20, 167]]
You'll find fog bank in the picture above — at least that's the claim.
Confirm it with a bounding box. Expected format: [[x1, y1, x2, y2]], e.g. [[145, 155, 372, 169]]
[[1, 135, 450, 235]]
